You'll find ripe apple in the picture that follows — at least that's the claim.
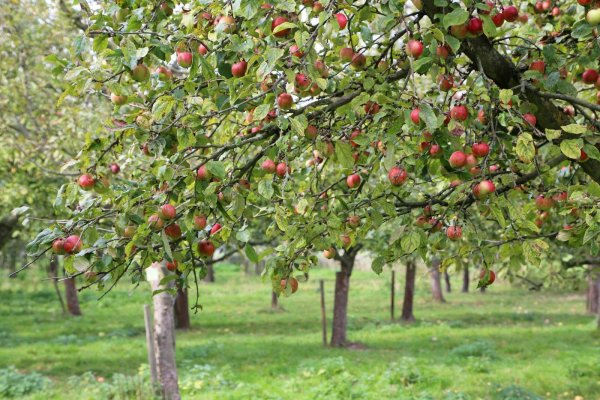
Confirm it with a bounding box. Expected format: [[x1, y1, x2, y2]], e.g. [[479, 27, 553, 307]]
[[63, 235, 83, 254], [419, 141, 431, 153], [582, 69, 598, 84], [280, 277, 299, 293], [438, 74, 454, 91], [156, 66, 173, 81], [491, 12, 504, 27], [148, 214, 164, 230], [217, 15, 237, 33], [535, 194, 555, 210], [467, 17, 483, 35], [314, 60, 329, 77], [465, 154, 477, 168], [578, 0, 592, 5], [159, 204, 176, 220], [479, 269, 496, 285], [410, 108, 420, 124], [272, 16, 291, 37], [323, 248, 336, 259], [477, 109, 487, 124], [450, 105, 468, 121], [406, 39, 424, 58], [473, 180, 496, 199], [198, 44, 208, 55], [295, 73, 311, 89], [388, 166, 408, 186], [364, 101, 380, 115], [347, 215, 361, 228], [436, 44, 450, 59], [278, 93, 293, 109], [193, 215, 207, 230], [346, 174, 361, 188], [551, 7, 560, 16], [110, 93, 127, 105], [165, 223, 182, 239], [429, 144, 442, 158], [586, 9, 600, 25], [305, 125, 318, 139], [198, 240, 215, 257], [290, 45, 304, 58], [446, 225, 462, 241], [449, 151, 467, 168], [530, 60, 546, 74], [262, 159, 276, 173], [166, 260, 178, 271], [78, 174, 95, 190], [472, 142, 490, 158], [209, 223, 222, 235], [231, 60, 247, 78], [450, 24, 468, 39], [131, 64, 150, 82], [313, 2, 324, 12], [351, 53, 366, 69], [276, 162, 290, 178], [523, 113, 537, 126], [340, 234, 352, 248], [52, 238, 66, 255], [109, 163, 120, 174], [196, 165, 212, 181], [502, 5, 519, 22], [335, 13, 348, 29], [177, 52, 193, 68]]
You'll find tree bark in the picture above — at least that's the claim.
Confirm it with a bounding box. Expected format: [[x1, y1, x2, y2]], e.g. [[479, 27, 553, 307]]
[[480, 286, 486, 294], [203, 264, 215, 282], [64, 275, 82, 316], [401, 261, 416, 322], [0, 215, 18, 251], [444, 271, 451, 293], [588, 266, 600, 314], [174, 284, 190, 330], [429, 259, 446, 303], [462, 266, 469, 293], [330, 247, 358, 347], [147, 262, 180, 400], [49, 255, 66, 314], [596, 275, 600, 330], [271, 291, 279, 310]]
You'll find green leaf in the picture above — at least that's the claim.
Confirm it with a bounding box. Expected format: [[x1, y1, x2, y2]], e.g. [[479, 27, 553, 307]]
[[583, 143, 600, 160], [401, 231, 421, 254], [236, 229, 251, 242], [152, 96, 175, 120], [253, 104, 271, 121], [419, 103, 439, 131], [371, 256, 385, 274], [272, 22, 296, 35], [290, 115, 307, 137], [488, 204, 506, 228], [335, 141, 354, 169], [560, 139, 582, 159], [443, 8, 469, 29], [161, 230, 174, 262], [205, 161, 226, 179], [522, 240, 545, 267], [516, 133, 535, 163], [545, 129, 562, 141], [258, 179, 274, 199], [480, 14, 497, 38], [561, 124, 587, 134], [245, 243, 259, 263]]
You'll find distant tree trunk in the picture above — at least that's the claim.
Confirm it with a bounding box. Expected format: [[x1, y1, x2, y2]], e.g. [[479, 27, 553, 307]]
[[0, 215, 18, 251], [204, 264, 215, 282], [49, 255, 66, 314], [429, 259, 446, 303], [444, 271, 451, 293], [401, 261, 416, 322], [174, 283, 190, 330], [331, 247, 359, 347], [147, 262, 180, 400], [271, 291, 278, 310], [596, 275, 600, 330], [64, 274, 82, 316], [462, 267, 469, 293], [586, 266, 600, 314], [480, 286, 486, 293], [255, 259, 265, 275]]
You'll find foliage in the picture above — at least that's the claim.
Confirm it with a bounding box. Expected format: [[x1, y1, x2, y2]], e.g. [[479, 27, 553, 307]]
[[0, 366, 49, 398]]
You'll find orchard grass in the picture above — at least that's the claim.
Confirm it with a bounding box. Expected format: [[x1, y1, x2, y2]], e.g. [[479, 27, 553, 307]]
[[1, 264, 598, 399]]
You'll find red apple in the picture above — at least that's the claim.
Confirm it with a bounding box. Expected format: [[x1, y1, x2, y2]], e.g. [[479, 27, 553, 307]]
[[166, 260, 178, 271], [78, 174, 95, 190], [198, 44, 208, 55], [436, 44, 450, 59], [148, 214, 164, 230], [406, 39, 424, 59], [347, 215, 361, 228], [295, 73, 310, 89], [209, 223, 222, 235], [351, 53, 366, 69], [305, 125, 318, 139], [438, 74, 454, 91], [346, 174, 361, 188], [165, 223, 182, 239], [323, 247, 336, 259], [131, 64, 150, 82], [262, 159, 276, 173], [177, 52, 193, 68], [52, 238, 66, 255], [196, 165, 212, 181], [479, 269, 496, 285], [272, 16, 291, 37], [502, 5, 519, 22], [280, 277, 299, 293], [335, 13, 348, 29], [276, 162, 290, 177], [109, 163, 120, 174], [388, 166, 408, 186], [530, 60, 546, 74], [535, 194, 555, 210], [314, 60, 329, 77], [63, 235, 83, 254], [110, 93, 127, 105], [193, 215, 207, 230], [410, 108, 420, 124], [340, 47, 354, 62], [429, 144, 442, 158], [472, 142, 490, 158], [159, 204, 176, 220], [364, 101, 380, 114], [446, 226, 462, 241], [467, 17, 483, 35], [231, 60, 247, 78], [450, 105, 468, 121], [473, 180, 496, 199], [156, 66, 173, 81], [491, 12, 504, 27], [449, 151, 467, 168], [582, 69, 598, 84], [278, 93, 294, 109], [198, 240, 215, 257], [523, 113, 537, 126]]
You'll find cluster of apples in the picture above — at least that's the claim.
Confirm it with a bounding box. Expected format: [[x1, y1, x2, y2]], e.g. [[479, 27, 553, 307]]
[[261, 159, 291, 178], [52, 235, 83, 255], [533, 191, 571, 228]]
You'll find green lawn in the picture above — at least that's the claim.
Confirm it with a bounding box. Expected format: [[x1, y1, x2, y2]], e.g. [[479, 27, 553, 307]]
[[1, 264, 599, 399]]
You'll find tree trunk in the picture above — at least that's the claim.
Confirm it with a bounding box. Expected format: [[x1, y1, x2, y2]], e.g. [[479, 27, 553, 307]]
[[64, 275, 82, 316], [330, 248, 358, 347], [147, 262, 180, 400], [462, 266, 469, 293], [174, 284, 190, 330], [271, 291, 278, 310], [204, 264, 215, 282], [49, 255, 66, 314], [444, 271, 451, 293], [587, 267, 599, 314], [401, 261, 416, 322], [596, 274, 600, 330], [480, 286, 486, 293], [429, 259, 446, 303]]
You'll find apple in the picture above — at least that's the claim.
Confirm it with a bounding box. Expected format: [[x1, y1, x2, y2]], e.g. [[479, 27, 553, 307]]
[[78, 174, 95, 190], [406, 39, 424, 58], [156, 66, 173, 81], [159, 204, 176, 220], [580, 149, 589, 161], [231, 60, 247, 78], [280, 277, 299, 293], [419, 141, 431, 153], [542, 0, 551, 11], [551, 7, 560, 16], [438, 74, 454, 91], [582, 69, 598, 84], [410, 108, 420, 124], [530, 60, 546, 74], [491, 12, 504, 27], [477, 109, 487, 124], [502, 5, 519, 22], [193, 215, 207, 230], [312, 2, 324, 12], [295, 73, 311, 89], [472, 142, 490, 158], [346, 174, 361, 188], [290, 45, 304, 58], [523, 113, 537, 126], [261, 159, 277, 173], [323, 247, 336, 259], [467, 17, 483, 35], [198, 44, 208, 55], [314, 60, 329, 77], [177, 52, 193, 68], [278, 93, 294, 109], [465, 154, 477, 168], [340, 234, 352, 247], [429, 144, 442, 158], [347, 215, 361, 228], [449, 151, 467, 168], [446, 226, 462, 241], [148, 214, 164, 230], [335, 13, 348, 29], [217, 15, 237, 33], [63, 235, 83, 254], [388, 166, 408, 186], [196, 165, 212, 180], [209, 223, 222, 235], [198, 240, 215, 257], [351, 53, 366, 69], [131, 64, 150, 82], [436, 44, 450, 59], [123, 225, 136, 238], [473, 180, 496, 199], [276, 162, 290, 178], [479, 269, 496, 285], [364, 101, 380, 114], [272, 16, 291, 37], [415, 215, 429, 228], [166, 260, 178, 271], [579, 0, 592, 5], [110, 93, 127, 105], [450, 105, 468, 121], [305, 125, 318, 139], [429, 218, 443, 232], [52, 238, 66, 255], [535, 194, 555, 210], [165, 223, 182, 239]]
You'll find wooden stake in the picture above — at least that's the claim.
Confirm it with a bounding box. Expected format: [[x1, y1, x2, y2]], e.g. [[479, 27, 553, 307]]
[[391, 270, 395, 321], [319, 280, 327, 346], [143, 304, 158, 388]]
